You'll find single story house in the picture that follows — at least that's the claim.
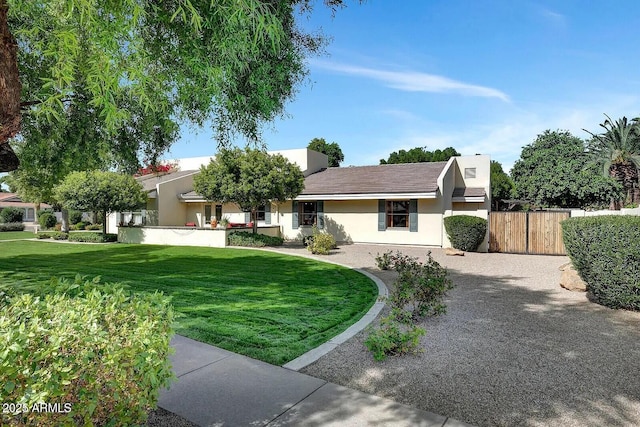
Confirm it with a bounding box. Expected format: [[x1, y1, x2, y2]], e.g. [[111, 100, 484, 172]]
[[0, 193, 51, 229], [111, 148, 490, 251]]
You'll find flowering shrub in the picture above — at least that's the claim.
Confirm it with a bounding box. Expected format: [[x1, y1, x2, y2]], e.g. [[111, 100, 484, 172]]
[[134, 162, 178, 177]]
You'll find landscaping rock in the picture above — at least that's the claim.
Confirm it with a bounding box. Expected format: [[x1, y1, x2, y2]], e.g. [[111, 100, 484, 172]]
[[445, 247, 465, 256], [559, 263, 587, 292]]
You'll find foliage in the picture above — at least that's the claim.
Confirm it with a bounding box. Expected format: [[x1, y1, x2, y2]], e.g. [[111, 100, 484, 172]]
[[490, 160, 515, 210], [135, 162, 179, 177], [307, 137, 344, 167], [85, 224, 102, 231], [227, 231, 284, 247], [367, 251, 453, 360], [71, 221, 86, 231], [380, 146, 460, 164], [511, 130, 623, 209], [0, 206, 23, 223], [1, 0, 354, 171], [0, 276, 174, 426], [306, 225, 336, 255], [194, 148, 304, 233], [562, 216, 640, 311], [54, 171, 146, 235], [0, 222, 24, 232], [68, 210, 83, 225], [38, 212, 57, 229], [364, 315, 425, 361], [36, 231, 68, 240], [68, 232, 117, 243], [584, 115, 640, 207], [0, 242, 377, 366], [444, 215, 487, 252]]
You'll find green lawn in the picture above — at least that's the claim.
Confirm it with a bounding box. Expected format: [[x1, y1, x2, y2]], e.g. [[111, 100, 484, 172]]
[[0, 241, 377, 365], [0, 231, 35, 241]]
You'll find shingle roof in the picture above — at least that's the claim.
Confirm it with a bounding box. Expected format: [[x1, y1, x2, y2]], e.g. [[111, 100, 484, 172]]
[[136, 170, 198, 192], [300, 162, 447, 196], [452, 187, 486, 198]]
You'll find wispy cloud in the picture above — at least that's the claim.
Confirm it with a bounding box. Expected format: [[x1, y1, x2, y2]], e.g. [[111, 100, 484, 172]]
[[313, 61, 510, 102]]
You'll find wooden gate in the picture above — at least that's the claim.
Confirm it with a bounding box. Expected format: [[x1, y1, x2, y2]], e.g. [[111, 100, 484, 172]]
[[489, 211, 570, 255]]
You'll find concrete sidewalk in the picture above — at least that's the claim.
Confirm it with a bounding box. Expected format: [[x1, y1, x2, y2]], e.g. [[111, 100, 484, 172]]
[[158, 335, 474, 427]]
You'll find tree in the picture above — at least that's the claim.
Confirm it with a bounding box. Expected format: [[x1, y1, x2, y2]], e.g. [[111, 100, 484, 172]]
[[0, 0, 355, 171], [380, 147, 460, 164], [307, 137, 344, 167], [54, 171, 146, 235], [490, 161, 515, 211], [511, 130, 623, 209], [193, 148, 304, 233], [584, 115, 640, 208]]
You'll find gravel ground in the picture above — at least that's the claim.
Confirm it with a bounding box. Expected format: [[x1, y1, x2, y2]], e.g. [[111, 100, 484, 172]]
[[271, 243, 640, 427]]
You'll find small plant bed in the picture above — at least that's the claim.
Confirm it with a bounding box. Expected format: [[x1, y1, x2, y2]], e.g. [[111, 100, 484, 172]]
[[0, 242, 378, 365], [228, 231, 284, 247], [37, 232, 116, 243], [0, 231, 35, 241]]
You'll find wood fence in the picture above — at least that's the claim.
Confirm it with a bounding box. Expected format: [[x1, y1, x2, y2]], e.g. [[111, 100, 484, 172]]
[[489, 211, 570, 255]]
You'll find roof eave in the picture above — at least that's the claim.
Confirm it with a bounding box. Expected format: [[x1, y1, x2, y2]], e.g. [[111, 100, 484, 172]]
[[296, 192, 438, 201]]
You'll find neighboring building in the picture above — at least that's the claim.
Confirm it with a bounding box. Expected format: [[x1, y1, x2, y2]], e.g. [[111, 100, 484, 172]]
[[111, 148, 491, 250], [0, 193, 51, 229]]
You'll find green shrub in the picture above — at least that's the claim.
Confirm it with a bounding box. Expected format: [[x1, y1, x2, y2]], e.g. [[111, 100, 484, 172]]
[[68, 232, 117, 243], [0, 207, 24, 223], [0, 222, 25, 232], [364, 315, 426, 361], [306, 225, 336, 255], [227, 231, 284, 247], [68, 210, 83, 225], [0, 276, 174, 426], [562, 216, 640, 311], [38, 212, 57, 229], [37, 232, 68, 240], [443, 215, 487, 252], [71, 221, 86, 230], [85, 224, 102, 231]]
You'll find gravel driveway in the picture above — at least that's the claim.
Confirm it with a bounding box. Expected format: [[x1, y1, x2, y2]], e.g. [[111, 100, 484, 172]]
[[273, 244, 640, 427]]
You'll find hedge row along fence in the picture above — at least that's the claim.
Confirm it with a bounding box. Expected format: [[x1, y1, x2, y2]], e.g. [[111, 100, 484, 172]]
[[562, 216, 640, 311], [0, 276, 174, 425]]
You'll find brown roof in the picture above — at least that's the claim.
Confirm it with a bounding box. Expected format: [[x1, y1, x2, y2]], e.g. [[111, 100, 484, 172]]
[[0, 193, 51, 208], [301, 162, 447, 196], [452, 187, 486, 198], [136, 170, 198, 192]]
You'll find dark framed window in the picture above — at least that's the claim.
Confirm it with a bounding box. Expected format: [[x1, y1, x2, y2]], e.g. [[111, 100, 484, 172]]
[[215, 205, 222, 220], [386, 201, 409, 228], [256, 205, 266, 221], [300, 202, 317, 226]]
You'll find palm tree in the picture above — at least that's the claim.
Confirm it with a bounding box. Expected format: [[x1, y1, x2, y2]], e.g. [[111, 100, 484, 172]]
[[584, 114, 640, 209]]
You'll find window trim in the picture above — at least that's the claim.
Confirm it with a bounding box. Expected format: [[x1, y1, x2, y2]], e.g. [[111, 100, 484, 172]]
[[464, 167, 477, 179], [385, 200, 410, 229]]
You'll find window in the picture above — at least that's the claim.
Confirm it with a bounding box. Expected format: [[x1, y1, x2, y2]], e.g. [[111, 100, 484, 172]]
[[256, 205, 266, 221], [464, 167, 476, 179], [386, 201, 409, 228], [215, 205, 222, 220], [300, 202, 317, 226]]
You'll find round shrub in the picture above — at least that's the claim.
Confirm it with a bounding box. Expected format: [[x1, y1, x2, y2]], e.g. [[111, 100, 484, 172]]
[[0, 207, 24, 223], [38, 212, 57, 229], [69, 210, 83, 225], [444, 215, 487, 252], [562, 216, 640, 311]]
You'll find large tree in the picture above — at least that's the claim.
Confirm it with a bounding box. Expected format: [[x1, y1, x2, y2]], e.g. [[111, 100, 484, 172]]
[[511, 130, 623, 209], [490, 160, 515, 211], [584, 115, 640, 208], [307, 137, 344, 167], [0, 0, 353, 171], [194, 148, 304, 233], [380, 146, 460, 164], [54, 170, 146, 235]]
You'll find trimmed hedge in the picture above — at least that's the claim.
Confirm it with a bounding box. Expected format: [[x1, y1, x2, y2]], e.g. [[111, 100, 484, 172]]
[[227, 231, 284, 247], [37, 232, 68, 240], [0, 276, 174, 425], [0, 222, 25, 232], [38, 212, 57, 229], [0, 207, 24, 223], [443, 215, 487, 252], [69, 210, 83, 225], [68, 232, 118, 243], [562, 216, 640, 311]]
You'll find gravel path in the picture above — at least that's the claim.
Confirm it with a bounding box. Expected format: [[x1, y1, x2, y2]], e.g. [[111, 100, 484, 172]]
[[272, 244, 640, 427]]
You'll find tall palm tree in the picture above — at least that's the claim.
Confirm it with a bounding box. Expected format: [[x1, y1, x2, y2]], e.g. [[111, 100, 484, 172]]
[[584, 114, 640, 208]]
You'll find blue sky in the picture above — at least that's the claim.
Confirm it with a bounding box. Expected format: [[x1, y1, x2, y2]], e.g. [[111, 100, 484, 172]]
[[166, 0, 640, 172]]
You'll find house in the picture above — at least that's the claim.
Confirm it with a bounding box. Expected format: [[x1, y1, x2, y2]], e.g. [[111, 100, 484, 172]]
[[0, 193, 51, 230], [112, 149, 491, 251]]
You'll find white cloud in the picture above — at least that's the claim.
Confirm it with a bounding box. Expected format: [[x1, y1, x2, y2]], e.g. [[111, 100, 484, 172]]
[[313, 60, 510, 102]]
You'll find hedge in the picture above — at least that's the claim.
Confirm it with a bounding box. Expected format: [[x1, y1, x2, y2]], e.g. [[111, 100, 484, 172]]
[[562, 216, 640, 311], [227, 231, 284, 247], [0, 222, 25, 232], [443, 215, 487, 252], [37, 232, 68, 240], [0, 276, 174, 425], [68, 233, 118, 243], [38, 212, 57, 229]]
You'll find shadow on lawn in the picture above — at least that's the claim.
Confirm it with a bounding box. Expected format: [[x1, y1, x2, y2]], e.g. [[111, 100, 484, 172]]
[[301, 264, 640, 427]]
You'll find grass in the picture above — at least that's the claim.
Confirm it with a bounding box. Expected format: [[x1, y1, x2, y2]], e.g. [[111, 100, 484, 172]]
[[0, 241, 377, 365], [0, 231, 35, 241]]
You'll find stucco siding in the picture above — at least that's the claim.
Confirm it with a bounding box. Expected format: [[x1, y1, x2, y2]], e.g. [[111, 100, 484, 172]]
[[157, 174, 195, 226]]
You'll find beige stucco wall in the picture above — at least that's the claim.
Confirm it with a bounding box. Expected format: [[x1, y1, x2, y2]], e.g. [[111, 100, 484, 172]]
[[118, 226, 228, 247], [277, 199, 444, 246], [269, 148, 328, 176], [157, 173, 196, 226]]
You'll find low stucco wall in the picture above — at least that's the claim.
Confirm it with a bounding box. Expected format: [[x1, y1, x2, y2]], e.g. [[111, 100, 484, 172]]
[[118, 225, 282, 247]]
